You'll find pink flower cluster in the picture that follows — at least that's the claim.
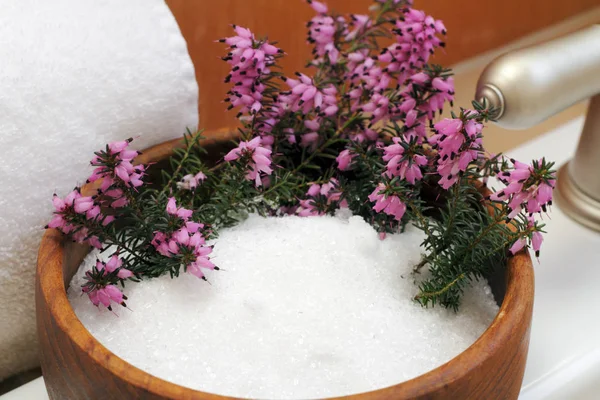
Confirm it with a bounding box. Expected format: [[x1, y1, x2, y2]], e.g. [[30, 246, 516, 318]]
[[306, 1, 342, 64], [48, 139, 148, 251], [430, 112, 483, 189], [403, 72, 454, 120], [491, 158, 555, 219], [178, 171, 207, 190], [336, 149, 355, 171], [224, 136, 273, 187], [345, 14, 371, 41], [368, 183, 407, 221], [300, 119, 322, 148], [383, 137, 428, 184], [280, 73, 338, 117], [220, 25, 282, 115], [350, 127, 379, 143], [297, 178, 344, 216], [47, 190, 106, 249], [379, 9, 446, 83], [84, 284, 125, 311], [151, 198, 215, 280], [83, 255, 133, 310], [100, 255, 134, 279], [346, 50, 390, 106], [361, 93, 393, 125], [358, 70, 453, 128], [89, 138, 145, 208], [509, 217, 544, 257]]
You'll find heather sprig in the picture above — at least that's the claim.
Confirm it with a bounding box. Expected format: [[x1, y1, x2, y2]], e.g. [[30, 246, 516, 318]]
[[46, 0, 555, 312]]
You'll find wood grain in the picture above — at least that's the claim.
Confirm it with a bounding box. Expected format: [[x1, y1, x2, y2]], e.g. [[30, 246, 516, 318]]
[[165, 0, 598, 132], [36, 131, 535, 399]]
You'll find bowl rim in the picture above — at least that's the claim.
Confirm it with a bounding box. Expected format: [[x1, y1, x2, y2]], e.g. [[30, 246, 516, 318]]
[[36, 130, 534, 400]]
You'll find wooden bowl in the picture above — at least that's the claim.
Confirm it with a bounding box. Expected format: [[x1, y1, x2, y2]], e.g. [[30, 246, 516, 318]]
[[36, 129, 534, 400]]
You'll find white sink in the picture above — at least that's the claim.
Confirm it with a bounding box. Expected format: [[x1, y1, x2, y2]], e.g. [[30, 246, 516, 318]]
[[496, 117, 600, 400]]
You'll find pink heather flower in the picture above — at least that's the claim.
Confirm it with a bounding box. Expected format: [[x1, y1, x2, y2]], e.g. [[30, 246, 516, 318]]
[[510, 217, 545, 257], [491, 158, 556, 218], [89, 138, 145, 191], [345, 53, 390, 113], [166, 197, 194, 220], [532, 230, 543, 257], [178, 171, 207, 190], [168, 227, 216, 279], [399, 72, 454, 120], [423, 77, 454, 119], [345, 14, 371, 41], [383, 137, 428, 184], [336, 149, 355, 171], [307, 0, 328, 14], [102, 255, 121, 272], [299, 118, 322, 149], [47, 191, 76, 232], [220, 26, 282, 115], [402, 109, 427, 141], [173, 228, 205, 252], [350, 127, 379, 143], [430, 112, 484, 189], [73, 196, 95, 214], [320, 178, 343, 204], [151, 198, 213, 276], [301, 132, 320, 148], [297, 178, 344, 216], [49, 190, 100, 230], [306, 1, 347, 64], [297, 199, 320, 217], [185, 220, 204, 234], [362, 92, 392, 125], [151, 231, 171, 257], [72, 228, 103, 249], [186, 244, 216, 279], [378, 9, 446, 82], [280, 74, 338, 116], [509, 237, 526, 255], [368, 183, 407, 221], [278, 205, 299, 215], [47, 190, 105, 248], [224, 136, 273, 186], [99, 255, 134, 280], [85, 284, 126, 310]]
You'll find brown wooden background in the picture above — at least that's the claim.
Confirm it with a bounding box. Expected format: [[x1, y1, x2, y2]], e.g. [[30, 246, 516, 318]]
[[166, 0, 599, 132]]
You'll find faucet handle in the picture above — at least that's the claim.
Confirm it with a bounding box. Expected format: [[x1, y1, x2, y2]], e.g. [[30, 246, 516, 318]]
[[476, 25, 600, 232], [476, 25, 600, 130]]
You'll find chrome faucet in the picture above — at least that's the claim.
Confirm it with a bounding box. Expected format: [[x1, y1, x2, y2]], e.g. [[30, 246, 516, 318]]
[[475, 25, 600, 231]]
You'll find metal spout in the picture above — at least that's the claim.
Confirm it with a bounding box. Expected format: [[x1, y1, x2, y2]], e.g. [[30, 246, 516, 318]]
[[476, 25, 600, 231]]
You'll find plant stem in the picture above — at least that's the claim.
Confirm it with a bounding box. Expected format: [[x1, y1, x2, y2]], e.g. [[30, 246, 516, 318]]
[[412, 259, 428, 274], [415, 273, 465, 301], [160, 131, 203, 195], [103, 235, 146, 264]]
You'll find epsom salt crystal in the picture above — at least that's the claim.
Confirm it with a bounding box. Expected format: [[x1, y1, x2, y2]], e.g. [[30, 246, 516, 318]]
[[69, 214, 499, 399]]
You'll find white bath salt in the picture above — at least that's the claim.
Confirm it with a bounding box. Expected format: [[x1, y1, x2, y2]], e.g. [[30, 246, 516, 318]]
[[69, 213, 499, 399]]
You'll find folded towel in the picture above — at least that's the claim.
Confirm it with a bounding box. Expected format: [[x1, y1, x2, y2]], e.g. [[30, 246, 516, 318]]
[[0, 0, 198, 381]]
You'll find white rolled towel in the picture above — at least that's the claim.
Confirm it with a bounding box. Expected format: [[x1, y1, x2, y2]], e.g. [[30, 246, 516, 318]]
[[0, 0, 198, 380]]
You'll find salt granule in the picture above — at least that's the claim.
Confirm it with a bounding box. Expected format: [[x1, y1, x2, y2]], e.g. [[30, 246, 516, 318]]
[[69, 214, 499, 399]]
